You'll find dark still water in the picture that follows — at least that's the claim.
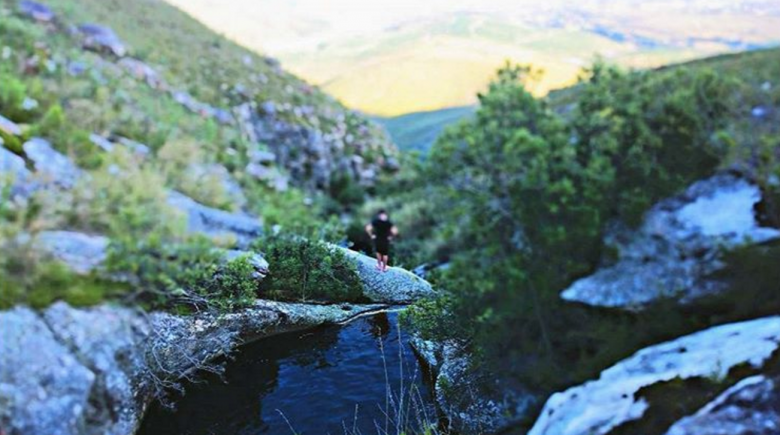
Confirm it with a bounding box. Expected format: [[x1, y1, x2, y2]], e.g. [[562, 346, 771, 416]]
[[138, 312, 437, 435]]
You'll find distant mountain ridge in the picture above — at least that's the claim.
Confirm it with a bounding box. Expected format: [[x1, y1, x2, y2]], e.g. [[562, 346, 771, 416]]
[[376, 106, 475, 154], [163, 0, 780, 115]]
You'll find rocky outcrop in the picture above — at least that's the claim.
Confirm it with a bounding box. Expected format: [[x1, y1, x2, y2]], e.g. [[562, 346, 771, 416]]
[[411, 338, 537, 435], [76, 24, 127, 57], [17, 0, 55, 22], [561, 174, 780, 309], [0, 307, 96, 435], [89, 134, 151, 157], [235, 102, 395, 190], [527, 316, 780, 435], [34, 231, 109, 274], [166, 191, 262, 249], [0, 146, 33, 200], [0, 300, 392, 435], [42, 303, 151, 435], [339, 247, 434, 303], [664, 374, 780, 435], [23, 137, 82, 189]]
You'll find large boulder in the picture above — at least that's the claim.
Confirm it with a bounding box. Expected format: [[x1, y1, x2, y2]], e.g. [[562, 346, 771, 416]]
[[23, 137, 82, 189], [17, 1, 55, 22], [664, 375, 780, 435], [1, 146, 33, 199], [339, 247, 434, 303], [0, 307, 96, 435], [166, 191, 262, 248], [527, 316, 780, 435], [34, 231, 109, 274], [42, 303, 151, 435], [77, 24, 127, 57], [561, 174, 780, 309]]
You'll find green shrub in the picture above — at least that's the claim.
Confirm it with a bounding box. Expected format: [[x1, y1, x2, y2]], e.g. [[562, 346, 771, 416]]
[[0, 72, 30, 122], [107, 235, 258, 310], [402, 61, 739, 393], [209, 255, 260, 310], [254, 232, 363, 303]]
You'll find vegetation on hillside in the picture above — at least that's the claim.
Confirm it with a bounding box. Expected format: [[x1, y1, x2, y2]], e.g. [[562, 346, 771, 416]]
[[395, 49, 780, 401], [0, 0, 379, 310]]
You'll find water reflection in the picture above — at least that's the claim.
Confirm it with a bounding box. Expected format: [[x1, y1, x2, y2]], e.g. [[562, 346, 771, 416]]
[[138, 312, 435, 435]]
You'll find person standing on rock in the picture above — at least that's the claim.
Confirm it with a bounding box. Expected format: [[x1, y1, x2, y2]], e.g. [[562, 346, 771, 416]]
[[365, 209, 398, 272]]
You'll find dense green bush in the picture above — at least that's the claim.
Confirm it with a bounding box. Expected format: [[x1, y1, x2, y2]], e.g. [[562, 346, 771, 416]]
[[107, 235, 258, 311], [571, 62, 736, 225], [254, 232, 363, 303], [402, 61, 740, 392]]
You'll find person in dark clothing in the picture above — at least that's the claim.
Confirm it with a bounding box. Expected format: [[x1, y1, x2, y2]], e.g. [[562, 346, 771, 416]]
[[365, 209, 398, 272]]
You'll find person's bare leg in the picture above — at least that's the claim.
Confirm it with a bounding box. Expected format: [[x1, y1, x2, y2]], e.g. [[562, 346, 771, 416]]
[[382, 255, 389, 272], [375, 253, 383, 270]]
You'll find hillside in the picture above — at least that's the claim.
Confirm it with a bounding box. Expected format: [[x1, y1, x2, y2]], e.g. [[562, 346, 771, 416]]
[[0, 0, 399, 310], [379, 47, 780, 157], [0, 0, 398, 200], [161, 0, 780, 115], [376, 105, 474, 154]]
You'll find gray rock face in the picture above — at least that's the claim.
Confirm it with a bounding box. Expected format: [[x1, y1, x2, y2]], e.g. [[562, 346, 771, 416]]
[[17, 0, 56, 22], [167, 191, 262, 248], [235, 102, 394, 190], [42, 303, 151, 435], [34, 231, 109, 274], [339, 247, 434, 303], [528, 316, 780, 435], [665, 375, 780, 435], [89, 133, 114, 152], [0, 301, 390, 435], [77, 24, 127, 57], [1, 146, 33, 199], [410, 338, 537, 435], [561, 174, 780, 308], [0, 307, 96, 435], [114, 137, 151, 157], [0, 113, 23, 136], [23, 137, 82, 189]]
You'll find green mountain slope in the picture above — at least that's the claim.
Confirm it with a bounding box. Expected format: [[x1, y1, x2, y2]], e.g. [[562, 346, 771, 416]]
[[376, 106, 475, 154], [0, 0, 396, 309]]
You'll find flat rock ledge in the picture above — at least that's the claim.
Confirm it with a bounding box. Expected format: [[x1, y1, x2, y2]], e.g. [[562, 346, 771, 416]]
[[528, 316, 780, 435], [340, 247, 434, 304], [0, 300, 389, 435], [561, 174, 780, 309], [664, 374, 780, 435]]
